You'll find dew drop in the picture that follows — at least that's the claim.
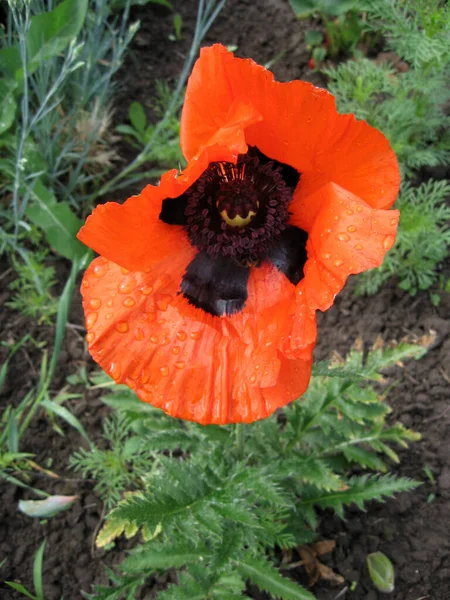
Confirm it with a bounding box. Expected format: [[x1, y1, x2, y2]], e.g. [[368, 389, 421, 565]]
[[110, 362, 121, 380], [160, 337, 170, 346], [323, 252, 332, 260], [150, 336, 158, 344], [336, 232, 350, 242], [140, 285, 153, 296], [390, 218, 398, 226], [249, 373, 257, 384], [86, 332, 95, 343], [120, 267, 129, 275], [106, 298, 113, 308], [82, 279, 90, 288], [190, 331, 201, 340], [177, 331, 187, 341], [334, 259, 344, 267], [346, 209, 354, 215], [118, 275, 136, 294], [93, 264, 107, 278], [115, 322, 129, 333], [86, 312, 98, 329], [123, 297, 136, 307], [172, 346, 180, 355], [160, 366, 169, 377], [354, 244, 363, 251], [89, 298, 102, 309], [105, 313, 113, 320], [383, 235, 395, 250], [356, 205, 363, 213], [157, 294, 173, 311], [140, 370, 150, 384], [347, 225, 356, 233], [175, 361, 185, 370], [135, 328, 145, 341]]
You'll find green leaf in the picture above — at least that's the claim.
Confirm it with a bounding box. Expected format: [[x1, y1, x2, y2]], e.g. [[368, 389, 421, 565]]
[[41, 398, 90, 442], [4, 582, 37, 600], [300, 474, 419, 517], [0, 0, 88, 80], [26, 179, 86, 261], [7, 412, 19, 454], [0, 78, 17, 135], [33, 540, 46, 600], [367, 551, 395, 593], [236, 555, 316, 600], [122, 542, 208, 573], [288, 0, 317, 18], [128, 102, 147, 134], [304, 30, 324, 46]]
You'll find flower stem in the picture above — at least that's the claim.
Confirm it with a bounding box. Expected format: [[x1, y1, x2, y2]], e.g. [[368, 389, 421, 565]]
[[235, 424, 245, 459]]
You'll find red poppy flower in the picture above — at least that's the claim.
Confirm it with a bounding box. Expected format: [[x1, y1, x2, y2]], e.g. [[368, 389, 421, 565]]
[[78, 44, 400, 425]]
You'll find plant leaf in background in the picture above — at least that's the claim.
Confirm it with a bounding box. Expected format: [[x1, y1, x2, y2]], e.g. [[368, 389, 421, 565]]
[[0, 0, 88, 81], [367, 551, 395, 593], [289, 0, 361, 17], [0, 79, 17, 135], [25, 180, 88, 261], [18, 495, 77, 518], [128, 101, 147, 136]]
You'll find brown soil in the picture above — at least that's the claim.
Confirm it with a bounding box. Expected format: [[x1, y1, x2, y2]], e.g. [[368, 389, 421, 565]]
[[1, 1, 450, 599]]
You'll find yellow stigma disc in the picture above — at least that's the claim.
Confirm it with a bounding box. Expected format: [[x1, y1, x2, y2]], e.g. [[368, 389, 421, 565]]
[[220, 209, 257, 228]]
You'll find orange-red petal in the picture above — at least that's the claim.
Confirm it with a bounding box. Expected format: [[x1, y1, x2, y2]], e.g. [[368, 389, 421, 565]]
[[295, 182, 399, 316], [81, 256, 313, 425], [181, 44, 400, 214]]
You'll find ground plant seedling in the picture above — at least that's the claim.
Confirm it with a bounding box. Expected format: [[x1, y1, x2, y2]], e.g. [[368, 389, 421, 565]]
[[0, 1, 449, 599]]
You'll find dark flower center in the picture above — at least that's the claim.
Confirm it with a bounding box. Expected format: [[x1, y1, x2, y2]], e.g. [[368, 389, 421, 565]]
[[159, 147, 308, 316], [183, 153, 292, 267]]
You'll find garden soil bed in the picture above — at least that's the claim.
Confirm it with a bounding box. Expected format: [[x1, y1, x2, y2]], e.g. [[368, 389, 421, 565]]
[[1, 1, 450, 599]]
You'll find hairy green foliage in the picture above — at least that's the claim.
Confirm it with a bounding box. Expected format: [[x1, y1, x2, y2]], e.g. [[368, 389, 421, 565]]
[[355, 181, 450, 295], [70, 413, 156, 508], [6, 248, 58, 324], [325, 0, 450, 297], [80, 341, 423, 600]]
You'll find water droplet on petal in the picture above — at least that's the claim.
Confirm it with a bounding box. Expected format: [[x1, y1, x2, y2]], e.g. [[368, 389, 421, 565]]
[[157, 294, 173, 311], [105, 313, 113, 320], [190, 331, 201, 340], [334, 259, 344, 267], [390, 218, 398, 226], [135, 328, 145, 341], [106, 298, 113, 308], [346, 209, 354, 215], [120, 267, 129, 275], [140, 285, 153, 296], [118, 275, 136, 294], [347, 225, 356, 233], [89, 298, 101, 309], [249, 373, 257, 384], [86, 332, 95, 343], [110, 362, 121, 380], [115, 322, 129, 333], [140, 370, 150, 384], [86, 312, 98, 329], [177, 331, 187, 341], [323, 252, 332, 260], [383, 235, 395, 250], [354, 244, 363, 251], [150, 335, 158, 344], [356, 205, 363, 213], [175, 361, 185, 370], [82, 279, 90, 288], [172, 346, 180, 355], [93, 264, 107, 278], [336, 232, 350, 242], [160, 366, 169, 377], [123, 297, 135, 307]]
